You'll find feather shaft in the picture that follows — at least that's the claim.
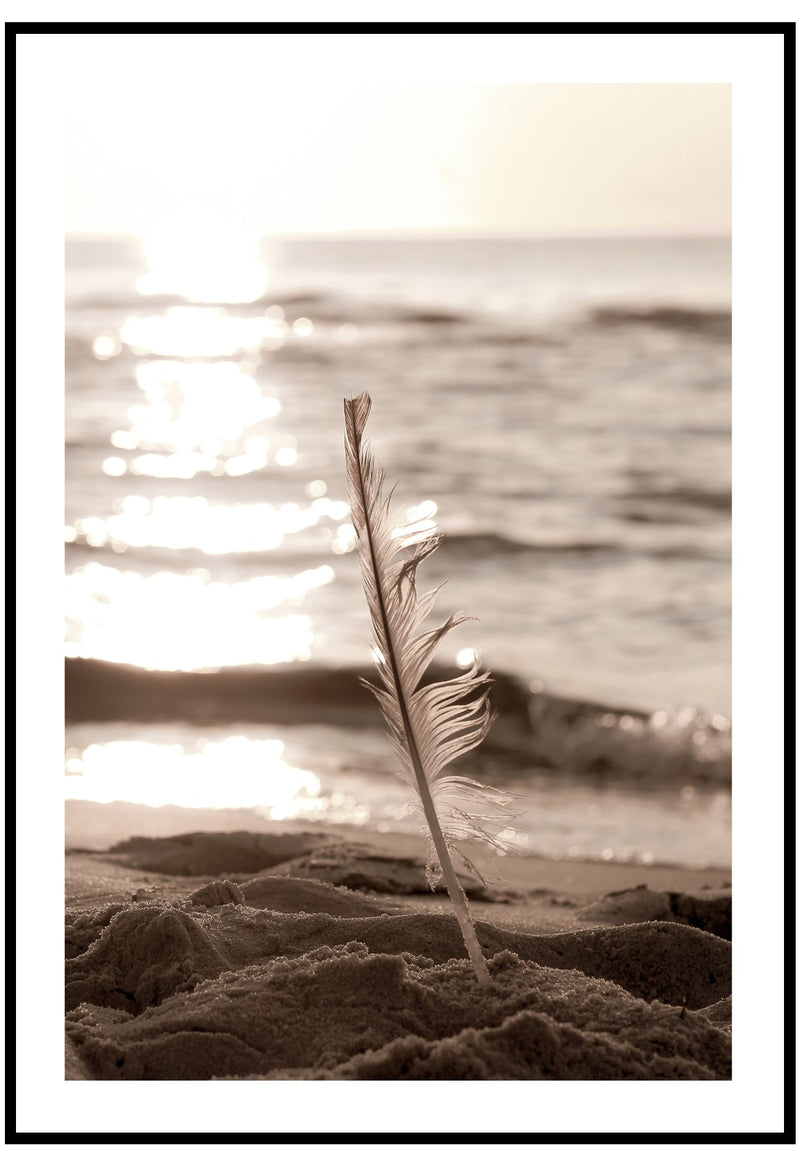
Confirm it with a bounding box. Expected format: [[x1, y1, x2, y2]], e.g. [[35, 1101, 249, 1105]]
[[344, 392, 496, 985]]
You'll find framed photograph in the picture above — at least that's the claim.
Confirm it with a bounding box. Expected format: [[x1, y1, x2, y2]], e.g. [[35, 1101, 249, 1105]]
[[12, 17, 792, 1145]]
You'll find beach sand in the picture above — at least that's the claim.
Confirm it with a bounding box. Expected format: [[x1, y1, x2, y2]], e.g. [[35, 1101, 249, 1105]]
[[65, 822, 731, 1081]]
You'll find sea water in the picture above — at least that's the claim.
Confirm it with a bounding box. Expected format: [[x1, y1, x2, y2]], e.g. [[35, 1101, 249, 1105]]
[[64, 234, 731, 867]]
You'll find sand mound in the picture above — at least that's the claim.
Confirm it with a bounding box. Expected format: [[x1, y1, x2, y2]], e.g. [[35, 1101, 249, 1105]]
[[239, 875, 403, 917], [108, 831, 497, 900], [66, 886, 730, 1080], [66, 944, 730, 1081], [107, 831, 329, 876], [579, 885, 732, 940], [264, 840, 496, 899]]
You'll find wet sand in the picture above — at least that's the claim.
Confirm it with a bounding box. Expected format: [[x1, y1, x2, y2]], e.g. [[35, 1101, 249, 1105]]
[[65, 821, 731, 1081]]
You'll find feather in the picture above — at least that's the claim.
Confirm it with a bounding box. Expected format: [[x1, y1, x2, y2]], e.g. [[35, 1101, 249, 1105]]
[[344, 392, 510, 985]]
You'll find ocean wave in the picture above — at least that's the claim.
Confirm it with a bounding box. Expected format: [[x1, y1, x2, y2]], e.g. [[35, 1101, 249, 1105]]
[[65, 285, 474, 327], [65, 285, 732, 349], [271, 296, 472, 326], [435, 532, 724, 563], [617, 489, 731, 531], [64, 658, 731, 785], [63, 528, 723, 569], [438, 533, 618, 558], [66, 292, 191, 312], [623, 487, 731, 512], [588, 305, 731, 340]]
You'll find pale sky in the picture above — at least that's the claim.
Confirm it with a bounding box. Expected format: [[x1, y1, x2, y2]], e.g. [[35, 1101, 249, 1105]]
[[64, 38, 730, 239]]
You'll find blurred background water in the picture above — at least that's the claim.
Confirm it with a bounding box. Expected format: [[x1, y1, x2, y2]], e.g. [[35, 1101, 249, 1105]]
[[64, 232, 731, 868]]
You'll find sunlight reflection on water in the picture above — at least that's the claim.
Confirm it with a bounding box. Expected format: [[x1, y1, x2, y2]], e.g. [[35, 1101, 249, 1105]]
[[65, 562, 335, 669], [65, 233, 353, 670], [120, 308, 288, 358], [65, 736, 322, 816], [130, 359, 281, 448], [69, 496, 348, 554]]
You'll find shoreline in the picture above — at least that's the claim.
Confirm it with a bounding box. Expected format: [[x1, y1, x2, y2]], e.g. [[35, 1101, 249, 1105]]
[[65, 795, 731, 877], [64, 657, 732, 785]]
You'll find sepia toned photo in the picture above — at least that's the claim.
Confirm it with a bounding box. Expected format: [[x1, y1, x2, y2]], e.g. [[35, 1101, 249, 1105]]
[[60, 46, 736, 1089]]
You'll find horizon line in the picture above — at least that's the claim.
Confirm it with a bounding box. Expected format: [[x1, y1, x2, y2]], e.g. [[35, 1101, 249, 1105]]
[[65, 227, 733, 243]]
